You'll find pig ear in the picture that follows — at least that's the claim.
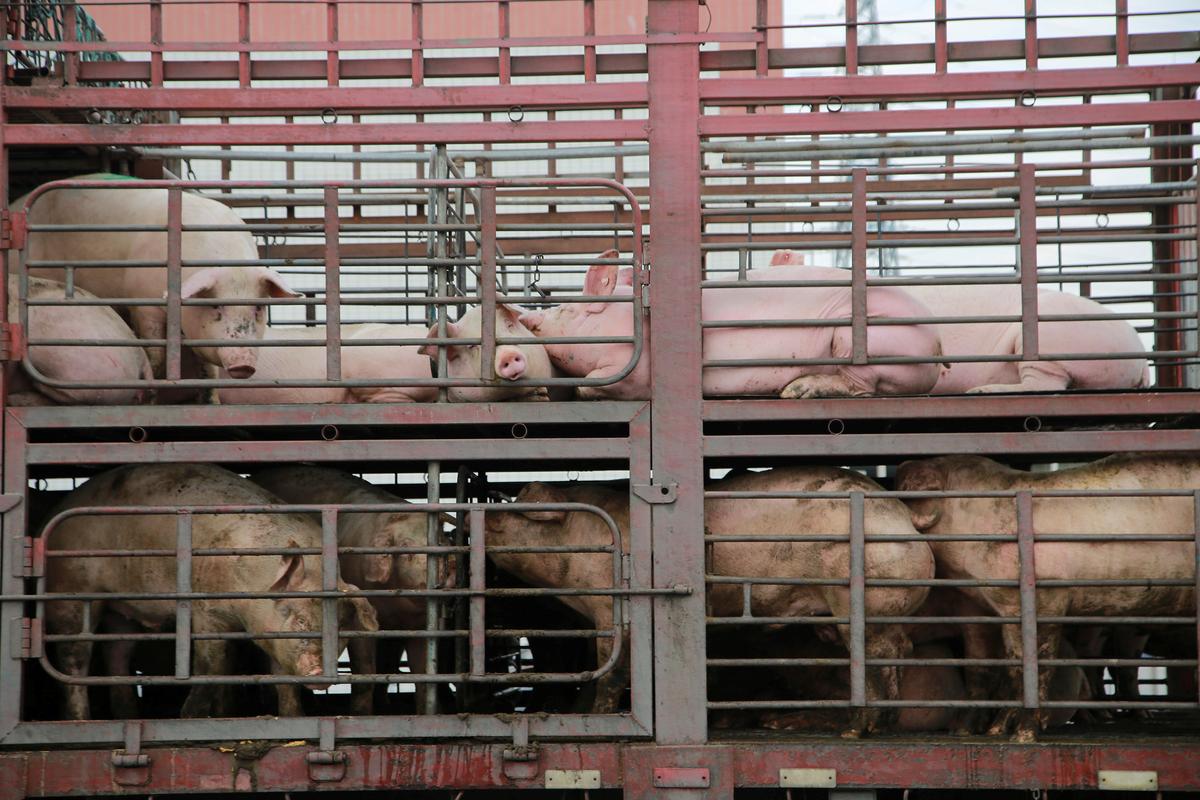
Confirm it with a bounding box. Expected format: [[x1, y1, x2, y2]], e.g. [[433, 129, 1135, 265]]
[[496, 303, 524, 327], [261, 269, 303, 299], [362, 532, 394, 584], [517, 310, 545, 331], [515, 481, 568, 522], [269, 539, 307, 592], [769, 249, 803, 267], [341, 589, 380, 632], [615, 268, 635, 289], [895, 461, 945, 531], [418, 321, 463, 359], [179, 268, 218, 300], [582, 253, 621, 312]]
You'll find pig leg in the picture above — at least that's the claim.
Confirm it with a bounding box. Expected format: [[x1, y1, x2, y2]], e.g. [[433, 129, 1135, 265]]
[[347, 636, 377, 716], [129, 307, 167, 378], [993, 619, 1064, 742], [180, 640, 234, 718], [955, 621, 1001, 735], [780, 374, 870, 400], [1110, 626, 1150, 716], [968, 360, 1071, 394], [48, 599, 102, 720], [101, 614, 143, 720], [590, 633, 630, 713], [272, 662, 306, 717]]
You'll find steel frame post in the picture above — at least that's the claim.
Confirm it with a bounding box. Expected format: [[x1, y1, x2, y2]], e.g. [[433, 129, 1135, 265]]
[[645, 0, 707, 775], [0, 416, 26, 740]]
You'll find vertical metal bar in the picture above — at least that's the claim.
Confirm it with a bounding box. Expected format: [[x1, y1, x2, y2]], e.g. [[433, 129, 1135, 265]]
[[468, 508, 486, 677], [411, 0, 424, 87], [851, 168, 868, 365], [1115, 0, 1130, 66], [62, 1, 77, 86], [165, 186, 183, 381], [325, 0, 339, 86], [423, 465, 441, 715], [934, 0, 947, 74], [628, 405, 654, 732], [174, 514, 192, 679], [845, 0, 858, 75], [237, 0, 250, 88], [0, 415, 26, 734], [647, 0, 705, 747], [452, 472, 469, 694], [755, 0, 769, 77], [320, 509, 339, 679], [479, 186, 497, 380], [323, 187, 341, 381], [1194, 168, 1200, 375], [1018, 164, 1040, 361], [1016, 491, 1039, 709], [849, 491, 866, 707], [583, 0, 597, 81], [149, 0, 164, 87], [1193, 491, 1199, 705], [498, 1, 511, 84], [1024, 0, 1038, 70]]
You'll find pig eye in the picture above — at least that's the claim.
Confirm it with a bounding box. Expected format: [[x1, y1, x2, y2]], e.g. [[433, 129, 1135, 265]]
[[254, 305, 266, 318], [212, 306, 224, 321]]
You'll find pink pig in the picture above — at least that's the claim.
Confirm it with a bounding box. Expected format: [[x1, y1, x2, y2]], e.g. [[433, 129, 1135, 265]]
[[518, 249, 943, 400]]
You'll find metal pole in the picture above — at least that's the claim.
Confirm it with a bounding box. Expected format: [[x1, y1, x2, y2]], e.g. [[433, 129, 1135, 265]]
[[1016, 491, 1040, 710], [165, 186, 183, 380], [175, 514, 192, 679], [323, 186, 341, 380], [849, 492, 866, 707], [1018, 164, 1040, 361]]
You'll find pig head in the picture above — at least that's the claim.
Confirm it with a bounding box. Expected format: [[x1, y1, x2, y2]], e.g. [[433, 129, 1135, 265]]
[[419, 303, 552, 401]]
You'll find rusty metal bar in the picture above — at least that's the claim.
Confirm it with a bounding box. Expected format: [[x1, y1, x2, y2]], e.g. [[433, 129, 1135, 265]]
[[1195, 490, 1200, 706], [479, 185, 497, 380], [1016, 491, 1039, 710], [165, 186, 183, 380], [1025, 0, 1038, 70], [1116, 0, 1130, 66], [411, 0, 424, 87], [845, 0, 858, 75], [498, 0, 511, 85], [755, 0, 768, 77], [326, 0, 339, 86], [851, 168, 868, 365], [424, 463, 441, 715], [583, 0, 597, 81], [61, 0, 77, 85], [174, 514, 192, 680], [468, 507, 486, 677], [849, 491, 866, 708], [149, 0, 164, 86], [934, 0, 948, 73], [321, 509, 339, 678], [323, 186, 341, 381], [237, 0, 250, 87], [1018, 164, 1040, 361]]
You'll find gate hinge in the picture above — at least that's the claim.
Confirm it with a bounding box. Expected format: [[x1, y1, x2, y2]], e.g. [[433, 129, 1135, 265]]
[[112, 722, 151, 786], [11, 534, 35, 578], [306, 718, 346, 782], [0, 322, 25, 362], [0, 210, 25, 250], [12, 617, 42, 659], [502, 717, 541, 780], [632, 481, 677, 505]]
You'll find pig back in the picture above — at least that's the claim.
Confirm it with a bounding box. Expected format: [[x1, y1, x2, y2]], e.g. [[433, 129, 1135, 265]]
[[704, 467, 933, 618], [44, 464, 326, 630]]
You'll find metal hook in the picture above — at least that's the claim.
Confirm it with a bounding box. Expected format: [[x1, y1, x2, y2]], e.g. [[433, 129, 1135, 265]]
[[826, 95, 844, 112], [947, 217, 960, 232], [507, 105, 525, 123], [321, 108, 338, 125], [1018, 90, 1037, 107], [186, 161, 197, 181], [1096, 213, 1109, 229]]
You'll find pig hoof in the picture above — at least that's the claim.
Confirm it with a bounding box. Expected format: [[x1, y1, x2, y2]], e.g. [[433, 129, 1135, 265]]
[[1012, 727, 1037, 744], [839, 726, 863, 740]]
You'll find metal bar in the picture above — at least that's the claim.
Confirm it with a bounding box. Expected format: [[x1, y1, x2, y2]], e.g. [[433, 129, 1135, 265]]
[[849, 491, 866, 707], [1025, 0, 1038, 70], [468, 508, 485, 677], [149, 0, 164, 86], [424, 462, 441, 715], [321, 509, 339, 678], [851, 168, 868, 365], [583, 0, 597, 81], [845, 0, 858, 75], [1016, 491, 1039, 710], [165, 186, 183, 380], [237, 0, 250, 87], [934, 0, 947, 73], [323, 187, 341, 381], [1195, 491, 1200, 706], [755, 0, 768, 77], [498, 0, 510, 84], [479, 186, 497, 380], [61, 0, 77, 86], [1018, 164, 1040, 361], [411, 0, 424, 87], [175, 514, 192, 680], [1116, 0, 1130, 66], [326, 0, 339, 86]]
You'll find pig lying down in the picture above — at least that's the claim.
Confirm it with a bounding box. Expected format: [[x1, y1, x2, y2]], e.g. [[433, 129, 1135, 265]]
[[767, 249, 1150, 393], [18, 174, 300, 379], [42, 463, 378, 720], [896, 452, 1198, 741], [519, 249, 943, 400], [217, 305, 550, 404], [9, 275, 153, 406], [487, 467, 934, 736]]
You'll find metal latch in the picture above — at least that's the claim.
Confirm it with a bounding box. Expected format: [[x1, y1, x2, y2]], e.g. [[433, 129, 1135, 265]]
[[0, 210, 25, 250], [112, 722, 151, 786], [502, 717, 540, 780], [307, 719, 346, 782], [0, 322, 24, 362], [12, 617, 41, 659], [632, 481, 677, 505], [11, 533, 34, 578]]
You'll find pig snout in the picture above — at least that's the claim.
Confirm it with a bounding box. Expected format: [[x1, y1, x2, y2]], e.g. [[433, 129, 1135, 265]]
[[495, 347, 527, 381], [297, 651, 327, 690], [221, 347, 258, 379]]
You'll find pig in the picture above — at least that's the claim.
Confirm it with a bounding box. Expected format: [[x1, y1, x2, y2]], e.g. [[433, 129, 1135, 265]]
[[251, 466, 453, 714], [765, 249, 1150, 393], [517, 249, 943, 400], [8, 275, 153, 405], [216, 305, 551, 404], [486, 467, 935, 736], [17, 174, 301, 378], [896, 452, 1199, 741], [42, 463, 378, 720]]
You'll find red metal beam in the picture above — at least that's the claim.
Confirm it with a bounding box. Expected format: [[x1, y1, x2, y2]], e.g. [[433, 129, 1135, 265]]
[[1, 119, 647, 146], [700, 99, 1200, 137], [701, 64, 1200, 105], [4, 83, 650, 114]]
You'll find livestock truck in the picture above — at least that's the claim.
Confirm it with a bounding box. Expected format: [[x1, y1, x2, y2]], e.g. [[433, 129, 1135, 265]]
[[0, 1, 1198, 797]]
